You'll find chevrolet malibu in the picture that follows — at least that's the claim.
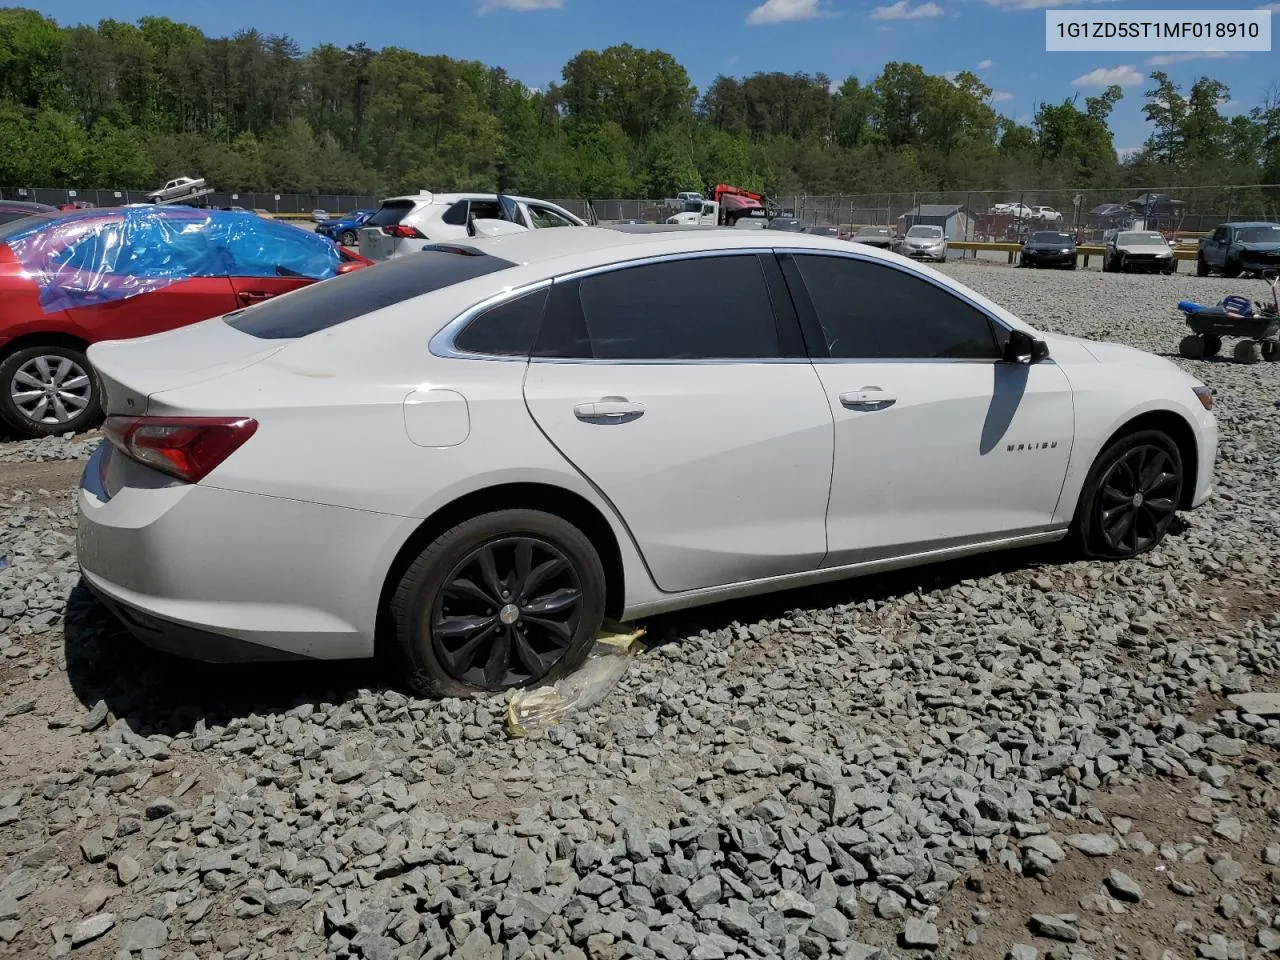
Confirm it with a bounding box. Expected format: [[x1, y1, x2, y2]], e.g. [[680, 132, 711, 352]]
[[77, 229, 1218, 698]]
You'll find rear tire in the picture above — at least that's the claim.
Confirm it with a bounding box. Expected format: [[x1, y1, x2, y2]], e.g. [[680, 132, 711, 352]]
[[339, 230, 357, 246], [1202, 334, 1222, 357], [1069, 429, 1183, 560], [1178, 335, 1206, 359], [388, 509, 606, 698], [1234, 340, 1262, 364], [0, 344, 101, 439], [1262, 340, 1280, 362]]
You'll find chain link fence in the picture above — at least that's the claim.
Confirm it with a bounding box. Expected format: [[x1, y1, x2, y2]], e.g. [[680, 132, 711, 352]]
[[8, 187, 381, 214], [10, 185, 1280, 237]]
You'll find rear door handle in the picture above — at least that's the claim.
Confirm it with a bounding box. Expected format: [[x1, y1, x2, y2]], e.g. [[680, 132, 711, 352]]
[[573, 397, 645, 423], [839, 388, 897, 411], [237, 290, 275, 305]]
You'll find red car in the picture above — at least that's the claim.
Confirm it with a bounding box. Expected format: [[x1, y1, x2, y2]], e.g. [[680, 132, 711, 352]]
[[0, 206, 370, 438]]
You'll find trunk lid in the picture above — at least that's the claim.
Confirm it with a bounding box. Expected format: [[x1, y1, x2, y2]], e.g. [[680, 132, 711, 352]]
[[89, 316, 286, 416]]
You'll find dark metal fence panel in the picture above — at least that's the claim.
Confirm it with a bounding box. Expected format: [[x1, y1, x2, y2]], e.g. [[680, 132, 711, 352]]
[[6, 185, 1278, 229]]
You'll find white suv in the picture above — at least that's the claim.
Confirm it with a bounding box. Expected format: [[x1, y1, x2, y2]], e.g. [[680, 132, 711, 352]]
[[1032, 206, 1063, 223], [358, 193, 587, 260]]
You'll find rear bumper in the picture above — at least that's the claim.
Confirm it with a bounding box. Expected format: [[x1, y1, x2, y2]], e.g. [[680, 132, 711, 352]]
[[76, 444, 417, 662]]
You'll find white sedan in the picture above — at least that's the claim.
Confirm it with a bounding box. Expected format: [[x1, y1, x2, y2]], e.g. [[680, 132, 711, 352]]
[[76, 228, 1218, 697]]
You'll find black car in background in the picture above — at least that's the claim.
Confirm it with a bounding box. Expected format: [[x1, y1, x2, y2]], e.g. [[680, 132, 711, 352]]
[[1020, 230, 1077, 270]]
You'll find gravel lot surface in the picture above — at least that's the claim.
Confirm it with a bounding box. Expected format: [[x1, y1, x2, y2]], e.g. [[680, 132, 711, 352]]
[[1, 264, 1278, 960]]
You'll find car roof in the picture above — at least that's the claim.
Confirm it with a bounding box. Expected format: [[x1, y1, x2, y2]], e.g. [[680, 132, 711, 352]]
[[379, 193, 565, 207], [1228, 221, 1280, 228], [460, 224, 886, 269]]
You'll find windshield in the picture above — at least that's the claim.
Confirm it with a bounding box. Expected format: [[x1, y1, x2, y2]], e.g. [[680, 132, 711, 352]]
[[809, 225, 839, 235], [1237, 225, 1280, 243], [1031, 232, 1071, 243], [768, 219, 804, 231], [1117, 232, 1165, 245], [907, 225, 943, 238]]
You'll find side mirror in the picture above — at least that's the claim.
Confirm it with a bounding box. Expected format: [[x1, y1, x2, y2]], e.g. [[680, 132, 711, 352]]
[[1003, 328, 1050, 364]]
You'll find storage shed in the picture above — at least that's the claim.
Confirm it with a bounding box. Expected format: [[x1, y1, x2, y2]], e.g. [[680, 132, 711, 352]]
[[896, 204, 971, 240]]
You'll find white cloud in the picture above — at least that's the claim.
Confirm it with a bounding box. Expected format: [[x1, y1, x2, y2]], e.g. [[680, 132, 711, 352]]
[[991, 91, 1015, 102], [746, 0, 825, 23], [1015, 114, 1031, 123], [870, 0, 943, 19], [1072, 64, 1144, 86], [1146, 50, 1244, 65], [983, 0, 1117, 8], [977, 59, 994, 69], [944, 70, 960, 81], [1258, 3, 1280, 11], [478, 0, 562, 11], [1116, 146, 1142, 160]]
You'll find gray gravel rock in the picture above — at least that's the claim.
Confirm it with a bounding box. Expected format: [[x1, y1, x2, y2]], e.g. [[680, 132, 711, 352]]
[[1029, 915, 1080, 942], [1105, 870, 1143, 903], [1065, 834, 1119, 857]]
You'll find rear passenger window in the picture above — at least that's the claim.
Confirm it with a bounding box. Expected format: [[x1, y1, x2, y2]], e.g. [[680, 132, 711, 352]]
[[570, 256, 780, 360], [441, 202, 469, 226], [453, 287, 549, 357], [793, 254, 1000, 360]]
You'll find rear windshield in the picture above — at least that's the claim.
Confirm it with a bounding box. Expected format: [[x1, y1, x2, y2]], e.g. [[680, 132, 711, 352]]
[[365, 200, 415, 229], [226, 246, 517, 339], [1032, 232, 1070, 243]]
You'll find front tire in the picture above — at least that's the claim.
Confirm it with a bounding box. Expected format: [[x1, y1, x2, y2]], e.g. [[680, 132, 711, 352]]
[[1223, 258, 1242, 279], [1196, 255, 1210, 277], [1070, 430, 1183, 559], [388, 509, 606, 698], [0, 344, 101, 438]]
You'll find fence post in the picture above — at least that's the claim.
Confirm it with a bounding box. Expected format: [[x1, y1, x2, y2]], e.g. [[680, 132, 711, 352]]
[[1225, 188, 1233, 225]]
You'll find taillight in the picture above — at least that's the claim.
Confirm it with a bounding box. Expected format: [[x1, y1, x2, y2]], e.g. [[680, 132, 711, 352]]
[[383, 224, 425, 239], [102, 416, 258, 484]]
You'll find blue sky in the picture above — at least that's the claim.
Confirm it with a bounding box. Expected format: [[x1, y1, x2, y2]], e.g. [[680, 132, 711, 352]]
[[32, 0, 1280, 156]]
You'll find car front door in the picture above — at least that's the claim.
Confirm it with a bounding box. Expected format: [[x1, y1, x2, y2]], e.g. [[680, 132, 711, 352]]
[[780, 251, 1074, 566], [522, 251, 835, 593], [37, 215, 238, 340]]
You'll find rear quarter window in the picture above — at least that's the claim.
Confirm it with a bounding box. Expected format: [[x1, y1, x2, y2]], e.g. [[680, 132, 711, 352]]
[[226, 246, 517, 340]]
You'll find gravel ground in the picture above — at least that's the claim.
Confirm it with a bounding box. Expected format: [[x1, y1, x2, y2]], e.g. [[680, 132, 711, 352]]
[[1, 264, 1279, 960]]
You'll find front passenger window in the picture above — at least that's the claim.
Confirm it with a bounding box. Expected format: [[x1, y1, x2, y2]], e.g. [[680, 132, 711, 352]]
[[792, 255, 1001, 360]]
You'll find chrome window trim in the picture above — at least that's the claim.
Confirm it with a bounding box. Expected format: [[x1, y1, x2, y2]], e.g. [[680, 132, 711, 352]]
[[431, 243, 1050, 366]]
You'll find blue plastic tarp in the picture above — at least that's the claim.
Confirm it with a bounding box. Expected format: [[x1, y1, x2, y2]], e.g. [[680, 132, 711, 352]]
[[5, 206, 343, 314]]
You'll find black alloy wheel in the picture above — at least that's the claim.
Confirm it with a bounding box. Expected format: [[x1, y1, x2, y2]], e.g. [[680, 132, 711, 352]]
[[1093, 441, 1181, 555], [432, 536, 582, 690], [389, 508, 605, 698]]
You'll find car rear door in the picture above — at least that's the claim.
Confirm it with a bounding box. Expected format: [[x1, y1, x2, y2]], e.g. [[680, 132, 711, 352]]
[[522, 251, 835, 593], [780, 250, 1074, 565]]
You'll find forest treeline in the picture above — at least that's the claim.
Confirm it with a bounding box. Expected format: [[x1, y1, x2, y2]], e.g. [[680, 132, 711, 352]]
[[1, 6, 1277, 201]]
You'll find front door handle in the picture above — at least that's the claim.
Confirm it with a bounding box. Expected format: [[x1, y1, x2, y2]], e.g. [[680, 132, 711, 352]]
[[237, 290, 276, 305], [839, 388, 897, 411], [573, 397, 645, 424]]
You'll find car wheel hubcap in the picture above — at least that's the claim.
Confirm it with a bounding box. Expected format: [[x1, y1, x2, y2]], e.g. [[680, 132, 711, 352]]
[[1098, 445, 1179, 554], [11, 355, 92, 425], [431, 536, 582, 690]]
